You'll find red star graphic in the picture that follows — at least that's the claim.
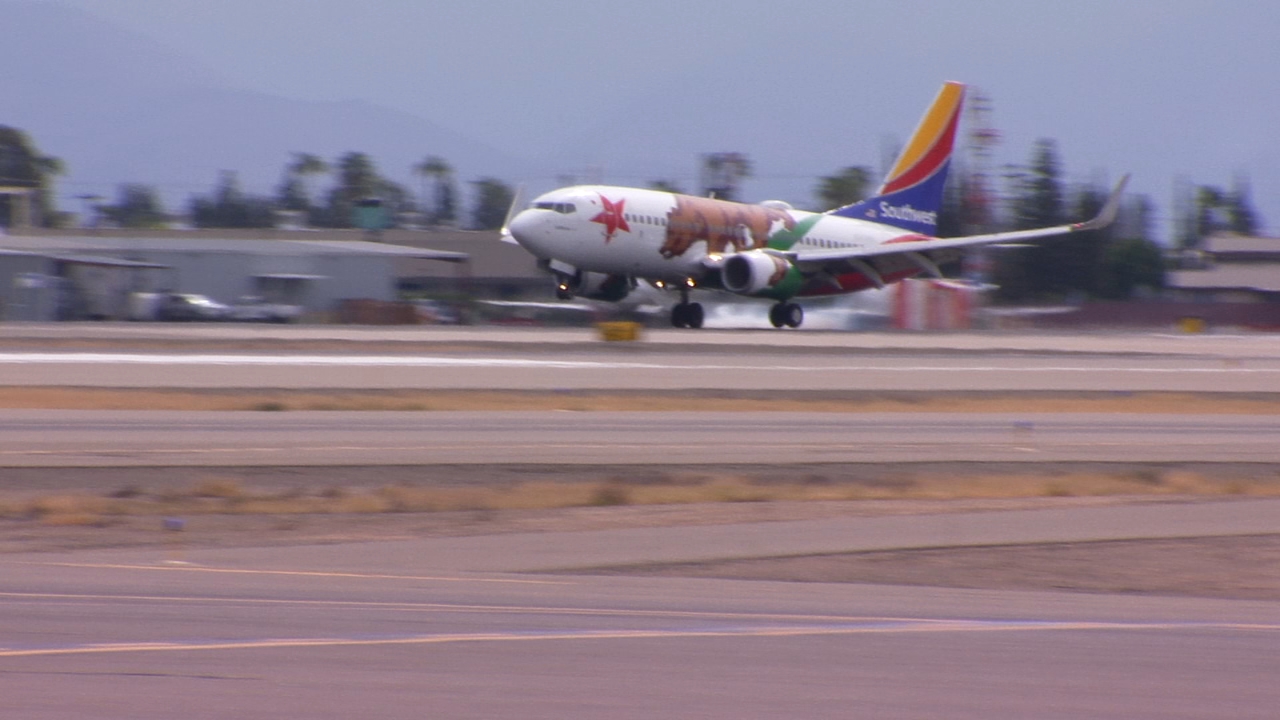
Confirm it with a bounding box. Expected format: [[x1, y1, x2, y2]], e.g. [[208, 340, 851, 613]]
[[591, 194, 630, 242]]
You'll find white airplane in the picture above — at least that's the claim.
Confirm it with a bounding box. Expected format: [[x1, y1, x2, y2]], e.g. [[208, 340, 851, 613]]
[[503, 81, 1128, 329]]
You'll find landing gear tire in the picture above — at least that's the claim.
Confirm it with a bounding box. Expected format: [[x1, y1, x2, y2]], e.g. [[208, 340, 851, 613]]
[[686, 302, 704, 329], [671, 302, 704, 329], [770, 302, 803, 329], [768, 304, 785, 328]]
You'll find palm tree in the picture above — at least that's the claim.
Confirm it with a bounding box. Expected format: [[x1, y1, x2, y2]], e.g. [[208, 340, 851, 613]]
[[413, 155, 455, 225], [291, 153, 329, 201], [815, 166, 872, 210], [700, 152, 752, 201], [0, 126, 66, 226], [277, 152, 329, 214]]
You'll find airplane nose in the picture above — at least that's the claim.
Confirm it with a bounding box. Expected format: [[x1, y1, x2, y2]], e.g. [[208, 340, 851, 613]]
[[506, 210, 544, 248]]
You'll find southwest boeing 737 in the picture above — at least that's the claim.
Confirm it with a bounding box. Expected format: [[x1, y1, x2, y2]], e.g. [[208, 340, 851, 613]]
[[503, 82, 1127, 329]]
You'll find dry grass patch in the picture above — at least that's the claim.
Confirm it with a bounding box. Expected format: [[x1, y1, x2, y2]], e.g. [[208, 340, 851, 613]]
[[328, 493, 392, 514], [4, 468, 1280, 526], [29, 494, 109, 517], [20, 494, 111, 527], [627, 476, 775, 505], [898, 469, 1280, 499], [191, 476, 247, 499]]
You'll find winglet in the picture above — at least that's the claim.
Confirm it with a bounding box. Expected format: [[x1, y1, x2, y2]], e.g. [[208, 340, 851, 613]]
[[1073, 174, 1130, 232], [499, 184, 526, 244]]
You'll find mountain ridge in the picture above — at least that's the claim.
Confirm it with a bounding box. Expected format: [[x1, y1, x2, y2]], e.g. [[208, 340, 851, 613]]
[[2, 1, 534, 215]]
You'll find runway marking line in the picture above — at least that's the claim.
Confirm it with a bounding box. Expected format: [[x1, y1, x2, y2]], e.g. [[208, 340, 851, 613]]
[[1, 441, 1256, 459], [2, 352, 1279, 375], [1, 619, 1277, 659], [3, 589, 1278, 659], [0, 590, 973, 627], [22, 562, 566, 585]]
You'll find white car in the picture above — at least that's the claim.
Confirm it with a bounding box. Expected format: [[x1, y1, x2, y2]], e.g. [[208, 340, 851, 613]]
[[228, 296, 304, 323], [158, 293, 233, 321]]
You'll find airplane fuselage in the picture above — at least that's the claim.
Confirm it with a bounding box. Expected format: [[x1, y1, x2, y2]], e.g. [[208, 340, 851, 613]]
[[508, 185, 932, 298]]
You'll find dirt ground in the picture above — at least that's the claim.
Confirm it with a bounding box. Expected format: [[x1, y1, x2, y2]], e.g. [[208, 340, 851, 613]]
[[5, 495, 1278, 602], [592, 532, 1280, 602]]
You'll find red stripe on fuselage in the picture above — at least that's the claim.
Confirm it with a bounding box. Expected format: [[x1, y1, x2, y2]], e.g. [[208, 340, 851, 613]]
[[883, 233, 934, 244], [797, 268, 923, 297]]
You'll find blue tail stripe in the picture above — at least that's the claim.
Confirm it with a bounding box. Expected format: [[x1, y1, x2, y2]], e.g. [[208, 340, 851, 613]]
[[829, 161, 950, 236]]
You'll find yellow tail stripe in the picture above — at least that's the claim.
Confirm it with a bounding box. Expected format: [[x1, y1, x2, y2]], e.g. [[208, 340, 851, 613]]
[[886, 82, 965, 182]]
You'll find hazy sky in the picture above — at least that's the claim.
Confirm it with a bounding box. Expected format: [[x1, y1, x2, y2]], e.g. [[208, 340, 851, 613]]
[[29, 0, 1280, 238]]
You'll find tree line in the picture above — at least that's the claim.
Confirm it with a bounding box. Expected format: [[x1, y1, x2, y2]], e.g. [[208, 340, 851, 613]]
[[807, 139, 1256, 302], [180, 152, 501, 231], [0, 124, 1264, 303]]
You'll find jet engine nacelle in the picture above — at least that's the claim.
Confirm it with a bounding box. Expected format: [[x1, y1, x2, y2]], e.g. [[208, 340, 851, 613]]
[[721, 251, 802, 297], [568, 271, 634, 302]]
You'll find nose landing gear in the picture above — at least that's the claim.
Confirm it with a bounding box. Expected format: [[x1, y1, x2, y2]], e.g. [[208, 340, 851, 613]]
[[670, 280, 704, 329], [671, 302, 704, 329]]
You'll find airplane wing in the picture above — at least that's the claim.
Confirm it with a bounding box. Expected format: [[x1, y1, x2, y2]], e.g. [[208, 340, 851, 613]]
[[786, 174, 1129, 286]]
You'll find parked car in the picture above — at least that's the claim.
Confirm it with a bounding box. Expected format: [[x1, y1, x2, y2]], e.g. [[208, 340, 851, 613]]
[[157, 293, 232, 321], [411, 298, 460, 324], [228, 296, 304, 323]]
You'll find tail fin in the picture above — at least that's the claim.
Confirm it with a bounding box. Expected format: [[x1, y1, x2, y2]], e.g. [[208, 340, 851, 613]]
[[830, 81, 966, 235]]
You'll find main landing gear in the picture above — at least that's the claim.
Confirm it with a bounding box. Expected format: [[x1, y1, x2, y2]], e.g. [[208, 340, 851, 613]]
[[671, 301, 704, 329], [769, 302, 804, 329]]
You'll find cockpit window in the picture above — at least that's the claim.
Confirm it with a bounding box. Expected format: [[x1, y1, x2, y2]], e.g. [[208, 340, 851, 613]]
[[534, 201, 576, 214]]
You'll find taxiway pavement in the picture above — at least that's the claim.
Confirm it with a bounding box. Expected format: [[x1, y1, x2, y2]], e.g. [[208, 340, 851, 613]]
[[3, 499, 1279, 719], [4, 410, 1280, 467]]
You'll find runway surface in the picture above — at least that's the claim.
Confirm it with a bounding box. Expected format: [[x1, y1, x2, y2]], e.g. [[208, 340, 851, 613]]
[[4, 326, 1280, 392], [6, 323, 1280, 359], [4, 409, 1280, 467], [4, 326, 1279, 717], [3, 499, 1279, 719], [4, 348, 1280, 392]]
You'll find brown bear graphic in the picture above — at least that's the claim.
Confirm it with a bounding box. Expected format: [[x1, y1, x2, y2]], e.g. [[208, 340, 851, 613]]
[[659, 195, 795, 259]]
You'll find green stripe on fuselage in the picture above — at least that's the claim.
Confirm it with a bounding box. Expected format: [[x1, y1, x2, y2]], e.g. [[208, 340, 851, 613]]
[[767, 215, 822, 251]]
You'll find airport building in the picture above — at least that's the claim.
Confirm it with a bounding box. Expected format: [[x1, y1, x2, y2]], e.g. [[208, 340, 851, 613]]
[[1168, 232, 1280, 303], [0, 228, 541, 322]]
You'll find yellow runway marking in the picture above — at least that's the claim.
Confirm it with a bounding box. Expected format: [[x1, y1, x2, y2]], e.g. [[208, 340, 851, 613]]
[[1, 621, 1277, 659], [0, 590, 945, 625], [25, 562, 566, 585], [4, 587, 1277, 659]]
